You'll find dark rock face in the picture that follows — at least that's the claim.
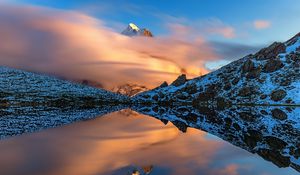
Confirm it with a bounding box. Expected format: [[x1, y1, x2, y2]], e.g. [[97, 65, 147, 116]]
[[286, 32, 300, 46], [246, 67, 261, 79], [271, 89, 287, 102], [223, 82, 231, 91], [183, 83, 198, 94], [244, 130, 263, 148], [271, 108, 287, 120], [238, 87, 253, 97], [265, 136, 288, 150], [255, 42, 286, 60], [231, 78, 239, 85], [258, 149, 291, 167], [194, 91, 215, 103], [242, 59, 255, 73], [239, 112, 256, 122], [171, 121, 187, 132], [171, 74, 187, 87], [263, 59, 284, 73], [159, 81, 168, 88]]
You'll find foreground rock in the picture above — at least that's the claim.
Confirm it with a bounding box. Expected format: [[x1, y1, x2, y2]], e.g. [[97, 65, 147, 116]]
[[134, 33, 300, 106]]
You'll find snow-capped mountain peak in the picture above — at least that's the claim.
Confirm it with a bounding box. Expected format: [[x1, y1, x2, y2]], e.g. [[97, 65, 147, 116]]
[[121, 23, 153, 37], [129, 23, 140, 31]]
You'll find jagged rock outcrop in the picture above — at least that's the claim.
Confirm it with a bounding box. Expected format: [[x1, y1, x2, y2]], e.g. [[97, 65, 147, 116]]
[[134, 33, 300, 107]]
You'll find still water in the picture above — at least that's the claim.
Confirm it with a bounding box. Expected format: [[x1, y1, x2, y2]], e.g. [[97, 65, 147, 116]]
[[0, 109, 298, 175]]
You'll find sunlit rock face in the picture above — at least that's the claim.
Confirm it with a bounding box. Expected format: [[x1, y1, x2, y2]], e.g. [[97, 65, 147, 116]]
[[112, 83, 149, 97], [132, 105, 300, 172], [133, 33, 300, 106]]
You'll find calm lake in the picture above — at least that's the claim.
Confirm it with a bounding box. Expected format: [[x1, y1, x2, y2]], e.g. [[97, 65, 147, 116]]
[[0, 108, 298, 175]]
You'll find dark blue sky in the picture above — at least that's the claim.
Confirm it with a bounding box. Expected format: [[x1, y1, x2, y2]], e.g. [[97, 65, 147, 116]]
[[10, 0, 300, 44]]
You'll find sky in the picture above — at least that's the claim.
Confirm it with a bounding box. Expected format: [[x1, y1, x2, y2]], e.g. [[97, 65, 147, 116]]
[[0, 0, 300, 88]]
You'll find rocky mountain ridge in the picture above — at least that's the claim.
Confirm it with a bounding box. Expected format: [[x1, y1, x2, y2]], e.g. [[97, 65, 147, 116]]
[[133, 33, 300, 107], [0, 66, 130, 109]]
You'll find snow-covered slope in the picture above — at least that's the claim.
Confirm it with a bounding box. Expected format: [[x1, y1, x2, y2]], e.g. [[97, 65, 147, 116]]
[[0, 66, 132, 138], [133, 105, 300, 172], [134, 33, 300, 106], [121, 23, 153, 37], [0, 66, 130, 108]]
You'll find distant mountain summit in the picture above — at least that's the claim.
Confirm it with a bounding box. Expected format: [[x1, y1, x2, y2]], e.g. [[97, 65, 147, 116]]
[[112, 83, 149, 97], [121, 23, 153, 37]]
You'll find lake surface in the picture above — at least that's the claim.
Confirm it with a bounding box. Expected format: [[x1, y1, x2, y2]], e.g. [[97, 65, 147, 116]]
[[0, 108, 298, 175]]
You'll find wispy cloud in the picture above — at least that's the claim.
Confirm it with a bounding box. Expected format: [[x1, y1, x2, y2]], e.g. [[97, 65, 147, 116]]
[[253, 20, 271, 29], [161, 15, 236, 39]]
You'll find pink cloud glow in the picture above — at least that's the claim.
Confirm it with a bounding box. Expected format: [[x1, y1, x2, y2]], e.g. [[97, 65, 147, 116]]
[[253, 20, 271, 29], [0, 5, 222, 88]]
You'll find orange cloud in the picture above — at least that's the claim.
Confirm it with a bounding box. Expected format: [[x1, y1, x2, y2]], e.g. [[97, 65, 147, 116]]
[[253, 20, 271, 29], [0, 4, 219, 89]]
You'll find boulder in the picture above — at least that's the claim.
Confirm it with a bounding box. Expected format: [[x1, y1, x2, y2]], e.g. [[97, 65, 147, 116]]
[[271, 89, 287, 102], [258, 149, 291, 167], [184, 83, 198, 94], [231, 78, 239, 85], [223, 82, 231, 91], [256, 42, 286, 60], [265, 136, 288, 150], [246, 67, 261, 79], [263, 59, 284, 73], [271, 108, 287, 120], [243, 129, 263, 148], [239, 112, 256, 122], [242, 59, 255, 72], [238, 87, 252, 97], [152, 95, 159, 101]]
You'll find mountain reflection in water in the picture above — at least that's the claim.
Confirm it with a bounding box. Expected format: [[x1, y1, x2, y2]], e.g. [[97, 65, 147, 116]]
[[0, 105, 299, 175]]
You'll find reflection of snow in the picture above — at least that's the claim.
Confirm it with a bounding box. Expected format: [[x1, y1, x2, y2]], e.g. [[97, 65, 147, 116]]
[[134, 104, 300, 173]]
